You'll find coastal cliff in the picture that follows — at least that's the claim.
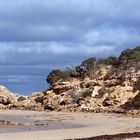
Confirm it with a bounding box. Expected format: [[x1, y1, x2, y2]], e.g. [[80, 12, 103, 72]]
[[0, 46, 140, 117]]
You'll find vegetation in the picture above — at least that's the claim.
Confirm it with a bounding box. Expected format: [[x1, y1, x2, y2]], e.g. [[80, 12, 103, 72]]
[[116, 46, 140, 69], [18, 96, 26, 102], [81, 57, 96, 71], [34, 96, 43, 103], [98, 55, 117, 65], [46, 69, 71, 85], [64, 65, 79, 77], [134, 45, 140, 52], [46, 45, 140, 85]]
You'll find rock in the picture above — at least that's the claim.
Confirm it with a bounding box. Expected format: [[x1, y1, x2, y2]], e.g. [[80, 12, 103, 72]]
[[91, 86, 102, 97], [121, 92, 140, 110], [103, 86, 135, 107], [0, 86, 17, 105], [126, 109, 140, 117], [0, 104, 7, 109], [43, 90, 60, 111], [53, 84, 75, 94], [0, 47, 139, 116], [95, 65, 112, 80], [28, 92, 44, 103], [133, 93, 140, 108]]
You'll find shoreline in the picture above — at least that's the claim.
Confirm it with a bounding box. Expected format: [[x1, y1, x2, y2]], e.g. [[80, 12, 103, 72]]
[[0, 110, 139, 140]]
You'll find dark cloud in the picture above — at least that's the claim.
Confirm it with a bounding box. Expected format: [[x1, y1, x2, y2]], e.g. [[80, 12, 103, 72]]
[[0, 0, 140, 94], [0, 0, 140, 41]]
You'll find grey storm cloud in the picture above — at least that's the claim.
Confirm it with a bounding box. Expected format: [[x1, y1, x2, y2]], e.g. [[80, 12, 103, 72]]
[[0, 0, 140, 94], [0, 0, 140, 41]]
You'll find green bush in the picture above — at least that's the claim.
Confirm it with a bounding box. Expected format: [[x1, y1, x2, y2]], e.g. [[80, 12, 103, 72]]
[[46, 45, 140, 85], [130, 46, 140, 61], [34, 96, 43, 103], [64, 66, 79, 78], [18, 96, 26, 102], [47, 69, 71, 85], [98, 55, 117, 65], [81, 57, 96, 71], [117, 46, 140, 67], [134, 45, 140, 51]]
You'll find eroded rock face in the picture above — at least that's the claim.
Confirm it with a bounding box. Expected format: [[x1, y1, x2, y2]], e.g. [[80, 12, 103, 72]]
[[122, 92, 140, 109], [40, 65, 140, 116], [103, 86, 135, 107], [0, 87, 44, 111], [42, 89, 78, 112], [0, 47, 140, 117], [133, 93, 140, 108], [11, 92, 44, 111], [0, 86, 18, 107], [0, 66, 139, 117]]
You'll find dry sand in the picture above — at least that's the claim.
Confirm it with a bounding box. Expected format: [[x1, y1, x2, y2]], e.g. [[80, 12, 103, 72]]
[[0, 110, 139, 140]]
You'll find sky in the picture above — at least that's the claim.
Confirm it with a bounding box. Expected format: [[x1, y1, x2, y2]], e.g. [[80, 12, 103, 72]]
[[0, 0, 140, 95]]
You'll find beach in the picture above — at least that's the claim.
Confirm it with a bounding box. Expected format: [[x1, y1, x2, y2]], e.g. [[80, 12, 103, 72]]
[[0, 110, 139, 140]]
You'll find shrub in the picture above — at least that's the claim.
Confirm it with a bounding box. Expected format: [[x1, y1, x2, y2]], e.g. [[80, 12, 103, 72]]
[[18, 96, 26, 102], [134, 45, 140, 51], [81, 57, 96, 71], [117, 46, 140, 68], [64, 65, 79, 77], [81, 57, 97, 78], [46, 69, 71, 85], [98, 55, 117, 66], [34, 96, 43, 103]]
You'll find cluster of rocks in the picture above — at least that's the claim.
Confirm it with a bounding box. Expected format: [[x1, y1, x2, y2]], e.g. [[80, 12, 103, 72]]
[[42, 73, 140, 116], [0, 69, 139, 116], [0, 86, 44, 111], [0, 46, 140, 117]]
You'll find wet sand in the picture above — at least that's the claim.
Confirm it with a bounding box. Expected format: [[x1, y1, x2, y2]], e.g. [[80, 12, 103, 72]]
[[0, 110, 139, 140]]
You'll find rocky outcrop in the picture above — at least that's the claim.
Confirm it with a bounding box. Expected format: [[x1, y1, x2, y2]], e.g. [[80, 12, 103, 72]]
[[41, 46, 140, 116], [0, 88, 44, 111], [0, 70, 139, 115], [0, 46, 140, 117], [39, 68, 139, 115], [0, 86, 18, 107]]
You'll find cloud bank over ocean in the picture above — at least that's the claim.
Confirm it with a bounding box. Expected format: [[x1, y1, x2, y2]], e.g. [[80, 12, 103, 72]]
[[0, 0, 140, 94]]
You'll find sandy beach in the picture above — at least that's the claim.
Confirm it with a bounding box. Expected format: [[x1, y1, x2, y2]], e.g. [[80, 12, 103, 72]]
[[0, 110, 139, 140]]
